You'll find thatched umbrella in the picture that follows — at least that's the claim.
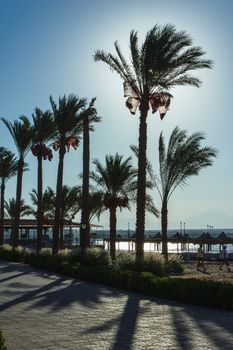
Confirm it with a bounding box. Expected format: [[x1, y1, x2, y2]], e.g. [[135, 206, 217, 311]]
[[153, 232, 162, 242], [216, 232, 233, 245], [168, 232, 187, 252], [192, 232, 218, 252], [149, 232, 162, 251], [169, 232, 187, 243]]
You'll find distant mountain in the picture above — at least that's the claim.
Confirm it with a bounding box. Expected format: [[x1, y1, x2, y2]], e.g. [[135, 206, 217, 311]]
[[183, 210, 233, 229]]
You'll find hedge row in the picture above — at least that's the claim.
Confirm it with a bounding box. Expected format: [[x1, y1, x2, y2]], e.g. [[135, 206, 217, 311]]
[[0, 249, 232, 310]]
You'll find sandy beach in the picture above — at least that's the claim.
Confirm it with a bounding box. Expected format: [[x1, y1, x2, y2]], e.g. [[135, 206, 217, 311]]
[[176, 261, 233, 284]]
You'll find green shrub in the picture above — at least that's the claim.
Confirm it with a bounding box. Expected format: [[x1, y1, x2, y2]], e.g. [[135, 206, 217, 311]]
[[39, 248, 52, 256], [57, 248, 71, 256], [0, 244, 12, 252], [0, 331, 6, 350], [0, 244, 29, 262], [115, 252, 165, 276], [167, 254, 184, 274], [114, 251, 135, 270], [68, 247, 110, 266], [142, 253, 164, 275], [84, 247, 110, 266]]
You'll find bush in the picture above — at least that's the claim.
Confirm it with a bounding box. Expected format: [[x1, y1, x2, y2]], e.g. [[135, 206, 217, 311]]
[[68, 247, 110, 266], [0, 244, 29, 262], [114, 251, 135, 270], [167, 254, 184, 274], [141, 252, 164, 275], [114, 252, 183, 276], [115, 252, 165, 276], [0, 331, 6, 350]]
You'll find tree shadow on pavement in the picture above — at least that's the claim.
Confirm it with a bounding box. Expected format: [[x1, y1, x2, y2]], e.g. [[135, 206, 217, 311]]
[[171, 304, 233, 349]]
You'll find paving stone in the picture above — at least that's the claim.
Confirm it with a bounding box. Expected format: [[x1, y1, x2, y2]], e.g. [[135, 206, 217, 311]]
[[0, 260, 233, 350]]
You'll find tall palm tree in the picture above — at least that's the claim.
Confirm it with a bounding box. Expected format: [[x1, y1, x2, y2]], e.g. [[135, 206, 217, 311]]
[[50, 94, 86, 254], [91, 153, 137, 260], [0, 148, 18, 245], [150, 126, 217, 260], [5, 198, 31, 242], [1, 116, 33, 249], [94, 24, 213, 263], [31, 108, 55, 254], [79, 98, 101, 251]]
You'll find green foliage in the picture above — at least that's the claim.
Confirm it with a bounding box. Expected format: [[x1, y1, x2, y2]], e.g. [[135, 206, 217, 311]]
[[0, 331, 6, 350], [0, 244, 29, 262], [114, 251, 136, 270], [83, 247, 110, 265], [141, 252, 164, 275], [0, 248, 232, 310], [167, 254, 184, 274], [115, 251, 183, 276], [39, 248, 53, 256], [68, 247, 110, 266], [0, 244, 12, 252]]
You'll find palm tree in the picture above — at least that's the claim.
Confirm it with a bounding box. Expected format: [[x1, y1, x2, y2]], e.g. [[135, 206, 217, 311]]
[[87, 190, 106, 222], [79, 98, 101, 252], [31, 108, 55, 254], [50, 94, 86, 254], [59, 185, 81, 249], [29, 186, 81, 249], [91, 153, 137, 260], [4, 198, 31, 242], [0, 148, 18, 245], [151, 126, 217, 260], [94, 24, 213, 263], [28, 187, 55, 242], [1, 116, 33, 249]]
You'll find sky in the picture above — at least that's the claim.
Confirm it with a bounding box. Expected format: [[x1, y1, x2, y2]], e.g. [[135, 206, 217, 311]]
[[0, 0, 233, 231]]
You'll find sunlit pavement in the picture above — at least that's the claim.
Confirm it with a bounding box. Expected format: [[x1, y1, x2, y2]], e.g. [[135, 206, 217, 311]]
[[0, 261, 233, 350]]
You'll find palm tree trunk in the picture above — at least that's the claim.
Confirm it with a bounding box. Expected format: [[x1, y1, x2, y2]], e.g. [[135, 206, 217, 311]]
[[12, 158, 24, 250], [109, 206, 117, 261], [135, 100, 149, 264], [0, 181, 5, 245], [53, 144, 65, 255], [80, 114, 90, 252], [36, 155, 43, 254], [59, 218, 64, 250], [161, 199, 168, 262]]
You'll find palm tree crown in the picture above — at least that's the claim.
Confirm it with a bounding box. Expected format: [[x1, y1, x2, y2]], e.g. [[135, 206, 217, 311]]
[[91, 153, 137, 204], [31, 108, 55, 160], [1, 116, 33, 159], [0, 147, 18, 244], [157, 126, 217, 200], [0, 147, 18, 184], [50, 94, 86, 152], [5, 198, 30, 220], [94, 24, 213, 117]]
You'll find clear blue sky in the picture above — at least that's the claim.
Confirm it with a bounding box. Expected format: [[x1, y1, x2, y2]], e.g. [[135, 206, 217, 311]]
[[0, 0, 232, 230]]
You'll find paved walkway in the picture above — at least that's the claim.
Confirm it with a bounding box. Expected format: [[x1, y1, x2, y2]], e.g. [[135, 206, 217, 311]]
[[0, 261, 233, 350]]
